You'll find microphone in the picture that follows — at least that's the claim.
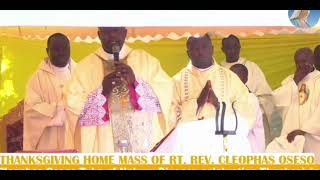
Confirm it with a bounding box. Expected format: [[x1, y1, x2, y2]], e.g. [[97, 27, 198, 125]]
[[112, 43, 120, 62]]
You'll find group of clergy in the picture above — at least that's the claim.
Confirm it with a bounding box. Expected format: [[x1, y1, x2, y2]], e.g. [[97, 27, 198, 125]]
[[22, 27, 320, 163]]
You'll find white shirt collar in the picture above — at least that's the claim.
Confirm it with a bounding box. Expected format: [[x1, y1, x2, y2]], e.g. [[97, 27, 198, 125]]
[[48, 59, 70, 73], [222, 57, 245, 65], [193, 64, 214, 72], [187, 58, 216, 72]]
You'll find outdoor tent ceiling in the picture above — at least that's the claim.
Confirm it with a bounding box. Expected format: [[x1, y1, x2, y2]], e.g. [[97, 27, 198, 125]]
[[0, 10, 319, 27]]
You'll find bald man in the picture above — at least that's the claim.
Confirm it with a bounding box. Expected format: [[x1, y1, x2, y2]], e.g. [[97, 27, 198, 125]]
[[230, 64, 266, 152], [220, 34, 274, 145], [63, 27, 173, 153], [229, 64, 248, 87], [165, 34, 261, 153], [24, 33, 77, 151], [272, 48, 320, 163]]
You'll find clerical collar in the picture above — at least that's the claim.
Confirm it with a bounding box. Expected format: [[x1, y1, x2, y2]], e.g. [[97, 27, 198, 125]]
[[102, 44, 131, 61], [49, 59, 70, 73], [193, 64, 214, 72], [225, 57, 244, 65]]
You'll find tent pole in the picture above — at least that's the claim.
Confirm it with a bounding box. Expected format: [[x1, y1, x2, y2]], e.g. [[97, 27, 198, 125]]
[[18, 26, 22, 37]]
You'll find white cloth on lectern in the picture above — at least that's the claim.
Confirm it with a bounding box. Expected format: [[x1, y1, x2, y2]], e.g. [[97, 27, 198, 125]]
[[163, 113, 252, 154]]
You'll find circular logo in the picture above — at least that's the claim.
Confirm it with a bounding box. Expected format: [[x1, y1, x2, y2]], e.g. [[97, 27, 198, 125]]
[[288, 10, 320, 29]]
